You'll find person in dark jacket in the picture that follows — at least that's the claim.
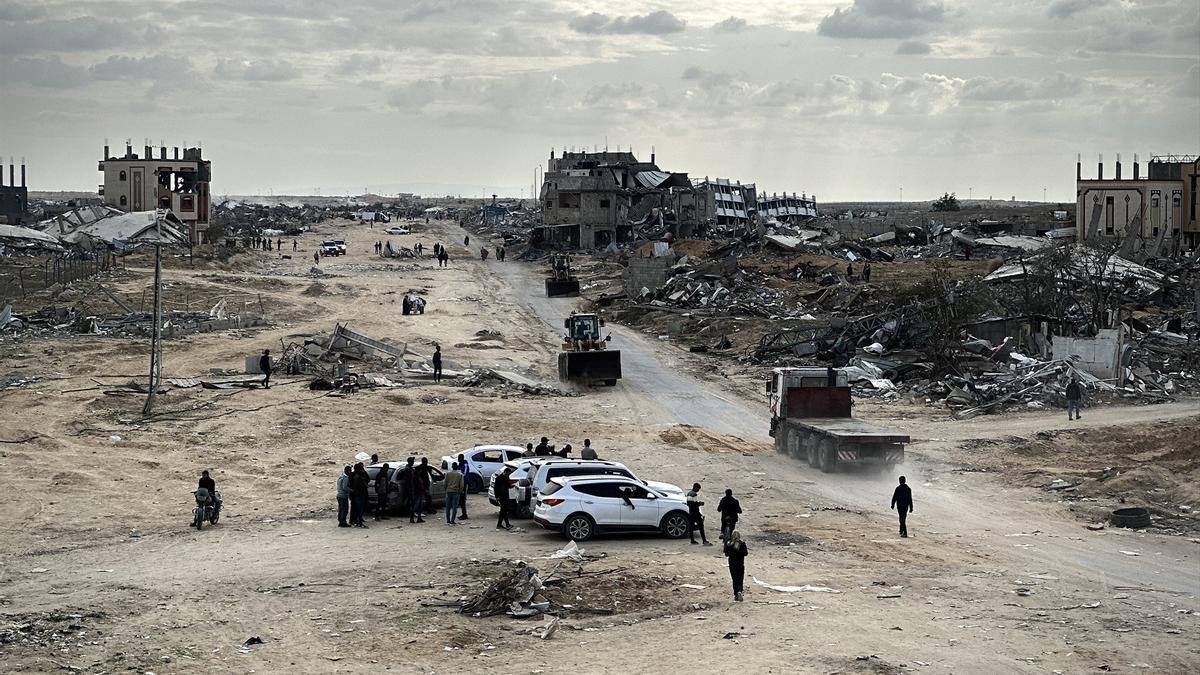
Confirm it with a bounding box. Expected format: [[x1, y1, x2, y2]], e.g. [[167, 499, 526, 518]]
[[350, 463, 370, 528], [534, 437, 552, 456], [336, 465, 351, 527], [259, 349, 272, 389], [414, 457, 434, 518], [374, 463, 391, 521], [863, 263, 872, 283], [456, 453, 471, 520], [399, 457, 423, 523], [464, 234, 470, 246], [1065, 377, 1082, 420], [432, 346, 443, 383], [495, 466, 513, 530], [717, 489, 742, 542], [686, 483, 711, 545], [890, 476, 913, 537], [724, 530, 749, 601]]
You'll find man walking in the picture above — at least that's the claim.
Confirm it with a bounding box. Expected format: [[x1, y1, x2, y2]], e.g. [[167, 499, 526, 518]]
[[444, 462, 465, 525], [686, 483, 712, 545], [717, 488, 742, 542], [374, 463, 391, 521], [336, 465, 351, 527], [1065, 377, 1082, 420], [495, 466, 513, 530], [863, 263, 872, 283], [432, 345, 443, 383], [457, 453, 471, 520], [313, 250, 320, 265], [890, 476, 913, 537], [259, 349, 272, 389]]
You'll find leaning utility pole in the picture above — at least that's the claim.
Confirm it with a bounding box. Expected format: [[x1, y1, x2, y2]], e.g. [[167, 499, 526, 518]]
[[143, 214, 165, 415]]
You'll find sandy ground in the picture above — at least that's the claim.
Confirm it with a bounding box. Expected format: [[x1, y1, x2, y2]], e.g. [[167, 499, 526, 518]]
[[1, 218, 1197, 674]]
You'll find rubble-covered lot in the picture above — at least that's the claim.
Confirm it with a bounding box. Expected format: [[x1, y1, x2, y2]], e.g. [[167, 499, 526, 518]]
[[2, 217, 1198, 673]]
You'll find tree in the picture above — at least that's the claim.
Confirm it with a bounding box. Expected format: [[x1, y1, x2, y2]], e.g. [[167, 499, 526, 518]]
[[931, 192, 961, 212]]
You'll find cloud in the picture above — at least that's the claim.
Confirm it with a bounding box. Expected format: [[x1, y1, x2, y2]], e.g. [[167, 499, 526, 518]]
[[0, 18, 143, 55], [818, 0, 945, 39], [895, 40, 931, 55], [1047, 0, 1105, 20], [213, 58, 299, 82], [0, 55, 89, 88], [1178, 63, 1200, 98], [91, 54, 194, 82], [334, 53, 385, 77], [569, 11, 686, 35], [712, 16, 747, 33], [959, 72, 1085, 101]]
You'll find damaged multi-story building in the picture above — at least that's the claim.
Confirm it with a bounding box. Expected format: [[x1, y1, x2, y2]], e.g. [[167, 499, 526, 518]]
[[0, 158, 29, 225], [535, 148, 819, 249], [99, 141, 212, 244], [1076, 153, 1199, 253]]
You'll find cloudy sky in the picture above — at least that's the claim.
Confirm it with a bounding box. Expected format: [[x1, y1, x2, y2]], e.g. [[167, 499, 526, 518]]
[[1, 0, 1197, 201]]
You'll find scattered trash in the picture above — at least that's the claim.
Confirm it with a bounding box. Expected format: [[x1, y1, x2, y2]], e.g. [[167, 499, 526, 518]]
[[751, 576, 840, 593]]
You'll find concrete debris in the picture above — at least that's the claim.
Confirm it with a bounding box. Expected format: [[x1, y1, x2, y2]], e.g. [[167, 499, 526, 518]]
[[457, 368, 577, 397]]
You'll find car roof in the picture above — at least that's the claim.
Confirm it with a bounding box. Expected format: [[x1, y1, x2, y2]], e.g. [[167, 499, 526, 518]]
[[538, 458, 623, 467], [466, 445, 526, 453]]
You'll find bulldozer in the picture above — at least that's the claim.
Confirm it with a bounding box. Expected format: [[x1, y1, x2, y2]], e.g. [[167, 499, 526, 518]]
[[558, 313, 621, 386], [545, 254, 581, 297]]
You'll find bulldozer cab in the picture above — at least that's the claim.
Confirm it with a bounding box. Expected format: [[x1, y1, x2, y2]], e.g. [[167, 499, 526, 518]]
[[565, 314, 603, 341]]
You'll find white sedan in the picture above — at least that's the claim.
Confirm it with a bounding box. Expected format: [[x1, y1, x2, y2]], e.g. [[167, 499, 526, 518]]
[[439, 445, 526, 493], [384, 226, 410, 235], [533, 476, 692, 542]]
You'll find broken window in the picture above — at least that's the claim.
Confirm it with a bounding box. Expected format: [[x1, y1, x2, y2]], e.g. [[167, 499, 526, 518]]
[[558, 192, 581, 209], [181, 195, 194, 211], [1151, 191, 1160, 208], [600, 198, 610, 208], [119, 170, 127, 181], [119, 195, 127, 206]]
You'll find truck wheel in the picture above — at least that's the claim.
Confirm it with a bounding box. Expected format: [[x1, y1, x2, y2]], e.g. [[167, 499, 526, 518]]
[[818, 440, 837, 473], [805, 437, 818, 467], [776, 428, 789, 455]]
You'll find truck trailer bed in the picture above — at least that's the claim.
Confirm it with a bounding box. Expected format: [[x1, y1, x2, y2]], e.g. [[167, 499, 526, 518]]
[[788, 418, 910, 444]]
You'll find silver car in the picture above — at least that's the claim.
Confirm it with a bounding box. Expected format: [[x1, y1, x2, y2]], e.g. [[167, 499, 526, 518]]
[[366, 462, 446, 515]]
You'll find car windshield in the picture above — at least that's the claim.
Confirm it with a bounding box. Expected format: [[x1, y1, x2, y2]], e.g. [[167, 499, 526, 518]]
[[541, 481, 564, 496]]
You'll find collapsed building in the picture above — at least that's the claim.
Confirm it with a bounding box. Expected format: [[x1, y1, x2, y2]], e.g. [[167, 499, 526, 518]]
[[99, 141, 212, 245]]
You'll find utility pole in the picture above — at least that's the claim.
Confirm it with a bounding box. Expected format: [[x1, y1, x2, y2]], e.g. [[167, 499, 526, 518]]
[[143, 213, 164, 415]]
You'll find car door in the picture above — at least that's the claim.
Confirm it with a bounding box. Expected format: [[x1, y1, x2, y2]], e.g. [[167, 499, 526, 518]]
[[573, 482, 627, 531], [618, 485, 662, 530], [428, 467, 446, 504], [472, 450, 504, 481]]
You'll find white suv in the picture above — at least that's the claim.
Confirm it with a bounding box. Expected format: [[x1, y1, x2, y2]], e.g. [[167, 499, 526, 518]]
[[533, 476, 692, 542], [489, 458, 682, 517]]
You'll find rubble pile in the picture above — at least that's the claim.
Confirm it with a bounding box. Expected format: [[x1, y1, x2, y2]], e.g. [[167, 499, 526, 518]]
[[457, 368, 577, 397]]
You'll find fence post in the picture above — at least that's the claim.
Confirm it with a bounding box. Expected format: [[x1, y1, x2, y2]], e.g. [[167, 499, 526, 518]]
[[18, 267, 26, 298]]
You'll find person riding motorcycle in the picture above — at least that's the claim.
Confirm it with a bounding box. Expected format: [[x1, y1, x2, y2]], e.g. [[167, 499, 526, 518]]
[[196, 470, 222, 518]]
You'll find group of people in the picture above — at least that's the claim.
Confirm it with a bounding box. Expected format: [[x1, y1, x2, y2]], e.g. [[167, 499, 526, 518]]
[[513, 437, 599, 460], [244, 236, 290, 251], [336, 454, 467, 529], [433, 242, 451, 267], [480, 246, 505, 262]]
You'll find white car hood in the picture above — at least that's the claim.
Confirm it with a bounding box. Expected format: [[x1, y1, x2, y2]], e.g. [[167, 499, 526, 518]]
[[646, 480, 684, 495]]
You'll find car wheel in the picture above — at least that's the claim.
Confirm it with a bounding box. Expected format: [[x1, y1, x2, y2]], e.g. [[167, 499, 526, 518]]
[[564, 514, 595, 542], [660, 511, 690, 539], [467, 474, 484, 494]]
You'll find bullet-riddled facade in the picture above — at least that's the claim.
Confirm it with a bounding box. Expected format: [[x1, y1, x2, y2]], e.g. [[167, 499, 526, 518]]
[[99, 142, 212, 244]]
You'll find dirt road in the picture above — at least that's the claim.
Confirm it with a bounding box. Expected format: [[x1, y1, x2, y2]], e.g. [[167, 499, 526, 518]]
[[1, 218, 1196, 674]]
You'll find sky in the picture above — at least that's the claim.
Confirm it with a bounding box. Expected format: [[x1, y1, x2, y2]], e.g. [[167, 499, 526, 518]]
[[0, 0, 1197, 201]]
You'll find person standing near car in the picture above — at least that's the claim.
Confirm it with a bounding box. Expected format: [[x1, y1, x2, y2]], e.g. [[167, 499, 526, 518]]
[[686, 483, 712, 546], [414, 457, 434, 521], [456, 453, 471, 520], [580, 438, 597, 460], [717, 488, 742, 542], [432, 346, 443, 383], [374, 463, 391, 521], [336, 465, 351, 527], [400, 457, 421, 523], [724, 530, 749, 601], [891, 476, 913, 537], [495, 466, 513, 530], [259, 349, 272, 389], [350, 463, 370, 528], [444, 462, 464, 525]]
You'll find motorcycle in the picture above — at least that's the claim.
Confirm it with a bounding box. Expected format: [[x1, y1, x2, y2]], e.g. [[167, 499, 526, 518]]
[[192, 488, 222, 529]]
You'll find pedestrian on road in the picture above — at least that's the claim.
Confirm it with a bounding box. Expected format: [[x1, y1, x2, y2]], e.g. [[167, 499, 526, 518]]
[[432, 345, 443, 383], [581, 438, 597, 460], [845, 263, 854, 280], [717, 488, 742, 542], [481, 247, 489, 261], [259, 349, 272, 389], [293, 239, 297, 251], [456, 453, 471, 520], [686, 483, 712, 545], [398, 457, 420, 523], [1065, 376, 1083, 420], [444, 462, 464, 524], [313, 250, 320, 265], [374, 463, 391, 521], [724, 530, 749, 601], [495, 466, 513, 530], [890, 476, 913, 537], [350, 463, 370, 528], [464, 234, 470, 246], [276, 238, 281, 251], [498, 246, 505, 262], [336, 465, 351, 527], [863, 263, 872, 283]]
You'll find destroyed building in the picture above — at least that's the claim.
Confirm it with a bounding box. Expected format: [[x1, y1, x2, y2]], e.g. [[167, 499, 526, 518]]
[[1076, 154, 1199, 254], [0, 159, 29, 226], [99, 141, 212, 244], [536, 149, 688, 249], [758, 191, 818, 224]]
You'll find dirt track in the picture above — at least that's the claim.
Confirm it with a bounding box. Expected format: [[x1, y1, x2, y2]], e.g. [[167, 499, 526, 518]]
[[1, 218, 1197, 674]]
